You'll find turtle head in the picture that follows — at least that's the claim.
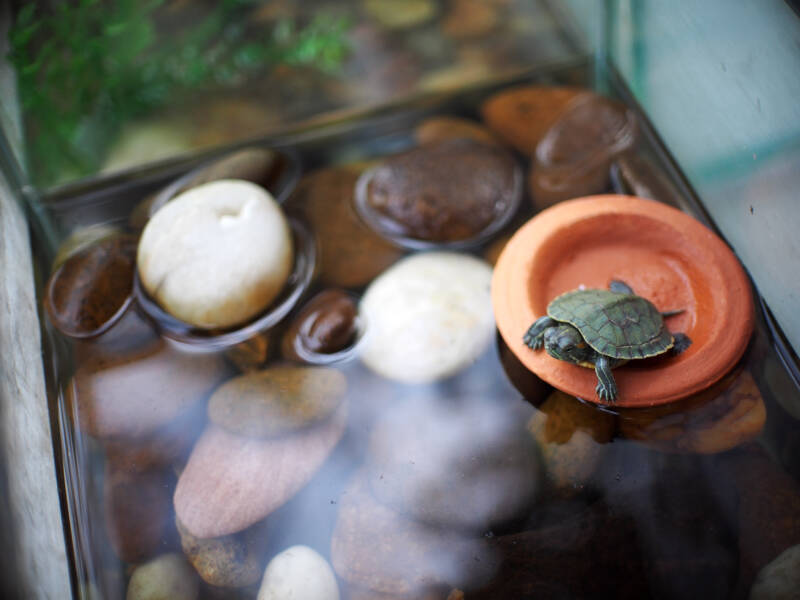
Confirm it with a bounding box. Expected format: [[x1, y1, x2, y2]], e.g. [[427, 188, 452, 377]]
[[544, 324, 593, 365]]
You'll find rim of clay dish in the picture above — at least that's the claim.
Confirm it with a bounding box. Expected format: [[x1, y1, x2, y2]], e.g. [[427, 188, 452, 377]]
[[492, 195, 754, 407]]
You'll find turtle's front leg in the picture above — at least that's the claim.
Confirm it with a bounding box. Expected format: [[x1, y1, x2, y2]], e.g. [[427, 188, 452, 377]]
[[594, 355, 618, 403], [523, 316, 557, 350]]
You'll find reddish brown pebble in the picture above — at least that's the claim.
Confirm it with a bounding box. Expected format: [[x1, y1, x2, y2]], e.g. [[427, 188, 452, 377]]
[[414, 116, 499, 147], [530, 93, 637, 209], [481, 86, 583, 155], [362, 139, 518, 243], [45, 235, 137, 338], [282, 290, 358, 360]]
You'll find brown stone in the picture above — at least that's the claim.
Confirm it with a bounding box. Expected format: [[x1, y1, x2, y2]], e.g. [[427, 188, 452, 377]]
[[281, 290, 359, 361], [359, 139, 519, 244], [207, 365, 346, 437], [414, 116, 499, 148], [289, 167, 403, 288], [481, 86, 583, 155], [529, 94, 637, 209], [177, 518, 266, 588], [175, 402, 347, 538], [45, 235, 137, 338], [442, 0, 499, 38]]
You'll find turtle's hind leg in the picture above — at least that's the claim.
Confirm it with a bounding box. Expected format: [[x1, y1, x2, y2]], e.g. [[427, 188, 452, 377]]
[[594, 355, 618, 403], [523, 316, 556, 350], [671, 332, 692, 355]]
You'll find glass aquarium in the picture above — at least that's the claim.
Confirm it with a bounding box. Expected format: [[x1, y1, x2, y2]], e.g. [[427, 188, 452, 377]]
[[1, 2, 800, 599]]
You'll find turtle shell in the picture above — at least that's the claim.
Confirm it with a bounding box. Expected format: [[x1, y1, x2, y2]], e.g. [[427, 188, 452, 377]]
[[547, 289, 674, 360]]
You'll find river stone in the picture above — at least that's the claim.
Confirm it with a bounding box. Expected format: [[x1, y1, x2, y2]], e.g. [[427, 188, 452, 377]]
[[207, 366, 346, 438], [177, 519, 266, 588], [257, 545, 340, 600], [281, 290, 359, 360], [70, 338, 226, 439], [480, 86, 583, 155], [366, 395, 540, 530], [138, 179, 294, 329], [126, 553, 199, 600], [359, 252, 494, 384], [750, 544, 800, 600], [330, 474, 497, 596], [414, 116, 499, 148], [175, 402, 347, 538], [530, 93, 638, 209], [289, 167, 403, 288]]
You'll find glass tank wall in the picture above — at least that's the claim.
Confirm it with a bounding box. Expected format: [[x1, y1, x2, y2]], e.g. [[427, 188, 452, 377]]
[[1, 2, 800, 600]]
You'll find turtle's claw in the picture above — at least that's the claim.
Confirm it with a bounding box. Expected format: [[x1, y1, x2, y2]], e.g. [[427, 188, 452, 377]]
[[522, 330, 544, 350], [595, 382, 618, 404]]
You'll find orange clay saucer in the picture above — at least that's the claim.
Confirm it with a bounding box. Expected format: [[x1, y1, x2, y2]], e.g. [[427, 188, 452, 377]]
[[492, 195, 754, 407]]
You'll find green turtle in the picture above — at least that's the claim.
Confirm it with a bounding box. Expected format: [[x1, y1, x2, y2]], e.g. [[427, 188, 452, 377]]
[[523, 280, 691, 403]]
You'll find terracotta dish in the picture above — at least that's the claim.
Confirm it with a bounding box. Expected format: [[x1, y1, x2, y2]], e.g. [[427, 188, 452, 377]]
[[492, 195, 754, 406]]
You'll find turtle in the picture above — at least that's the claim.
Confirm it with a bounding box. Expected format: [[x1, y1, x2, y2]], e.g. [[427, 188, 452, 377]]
[[522, 280, 691, 403]]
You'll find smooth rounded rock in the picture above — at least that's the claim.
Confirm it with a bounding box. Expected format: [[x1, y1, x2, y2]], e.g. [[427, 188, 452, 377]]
[[281, 290, 359, 361], [481, 86, 583, 155], [530, 94, 637, 209], [414, 116, 499, 147], [126, 553, 198, 600], [45, 235, 137, 338], [366, 395, 540, 530], [137, 179, 293, 329], [207, 365, 346, 437], [175, 402, 347, 538], [360, 252, 494, 383], [750, 544, 800, 600], [257, 545, 340, 600], [357, 139, 520, 245], [177, 519, 266, 588]]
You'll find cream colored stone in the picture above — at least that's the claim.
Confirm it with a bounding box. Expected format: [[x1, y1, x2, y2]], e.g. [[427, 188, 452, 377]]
[[126, 553, 199, 600], [137, 179, 293, 328], [258, 545, 340, 600], [359, 252, 494, 383]]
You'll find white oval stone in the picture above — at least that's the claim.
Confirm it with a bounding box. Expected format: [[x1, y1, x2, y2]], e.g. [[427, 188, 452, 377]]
[[137, 179, 293, 329], [359, 252, 494, 383], [126, 553, 198, 600], [257, 545, 340, 600]]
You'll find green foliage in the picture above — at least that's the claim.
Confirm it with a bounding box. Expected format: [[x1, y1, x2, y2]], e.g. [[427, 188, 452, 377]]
[[7, 1, 350, 186]]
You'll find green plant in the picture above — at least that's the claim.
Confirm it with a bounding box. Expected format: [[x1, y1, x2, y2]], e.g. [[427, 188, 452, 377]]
[[7, 0, 350, 186]]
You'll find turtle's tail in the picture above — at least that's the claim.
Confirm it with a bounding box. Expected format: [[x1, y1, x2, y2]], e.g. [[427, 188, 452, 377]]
[[661, 308, 684, 318]]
